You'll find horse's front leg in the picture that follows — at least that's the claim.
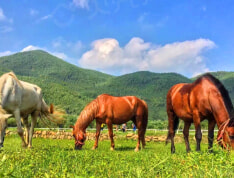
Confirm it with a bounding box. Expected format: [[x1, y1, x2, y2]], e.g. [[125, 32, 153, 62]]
[[106, 119, 114, 151], [193, 110, 202, 151], [208, 119, 216, 151], [28, 111, 39, 148], [14, 109, 27, 148], [92, 121, 101, 150]]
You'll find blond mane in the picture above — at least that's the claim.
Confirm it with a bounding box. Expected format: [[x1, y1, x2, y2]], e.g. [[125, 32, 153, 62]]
[[77, 99, 99, 128]]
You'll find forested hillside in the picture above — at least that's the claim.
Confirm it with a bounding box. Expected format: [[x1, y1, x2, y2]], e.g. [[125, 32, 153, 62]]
[[0, 50, 233, 127]]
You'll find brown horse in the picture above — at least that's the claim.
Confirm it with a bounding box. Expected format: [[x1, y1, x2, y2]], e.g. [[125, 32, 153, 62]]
[[71, 94, 148, 151], [166, 73, 234, 153]]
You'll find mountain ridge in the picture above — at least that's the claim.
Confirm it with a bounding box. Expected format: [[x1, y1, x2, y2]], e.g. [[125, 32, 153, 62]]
[[0, 50, 233, 127]]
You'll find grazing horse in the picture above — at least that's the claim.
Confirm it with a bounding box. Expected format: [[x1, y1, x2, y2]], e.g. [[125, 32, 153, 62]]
[[166, 73, 234, 153], [71, 94, 148, 151], [0, 72, 64, 149]]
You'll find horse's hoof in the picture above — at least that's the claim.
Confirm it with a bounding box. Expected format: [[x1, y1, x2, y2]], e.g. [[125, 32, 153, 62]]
[[28, 145, 33, 149], [134, 148, 139, 152], [22, 144, 27, 148], [110, 147, 114, 151], [92, 146, 97, 150]]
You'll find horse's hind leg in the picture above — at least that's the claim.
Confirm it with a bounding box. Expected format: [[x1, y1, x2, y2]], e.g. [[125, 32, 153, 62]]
[[92, 121, 101, 150], [183, 122, 191, 152], [193, 110, 202, 151], [106, 119, 115, 151], [135, 116, 146, 152], [22, 116, 29, 146], [166, 111, 178, 154], [28, 111, 39, 148], [208, 119, 216, 151], [140, 117, 147, 149]]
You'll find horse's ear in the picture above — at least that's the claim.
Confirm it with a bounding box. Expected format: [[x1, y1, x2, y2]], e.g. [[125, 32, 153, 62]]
[[49, 104, 54, 114], [70, 125, 74, 129]]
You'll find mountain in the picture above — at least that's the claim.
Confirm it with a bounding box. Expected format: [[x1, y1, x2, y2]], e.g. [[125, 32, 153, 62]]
[[0, 50, 233, 127]]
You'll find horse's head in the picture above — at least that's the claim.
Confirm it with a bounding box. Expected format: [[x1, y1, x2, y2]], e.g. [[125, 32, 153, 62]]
[[70, 125, 86, 150], [0, 114, 12, 148], [217, 120, 234, 150]]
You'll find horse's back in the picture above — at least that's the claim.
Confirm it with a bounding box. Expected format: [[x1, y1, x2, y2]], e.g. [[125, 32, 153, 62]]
[[97, 94, 147, 124], [0, 72, 43, 114], [167, 77, 219, 120], [20, 81, 43, 111], [167, 83, 194, 120]]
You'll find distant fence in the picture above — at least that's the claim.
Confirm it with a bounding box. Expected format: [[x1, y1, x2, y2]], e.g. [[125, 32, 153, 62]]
[[8, 127, 219, 135]]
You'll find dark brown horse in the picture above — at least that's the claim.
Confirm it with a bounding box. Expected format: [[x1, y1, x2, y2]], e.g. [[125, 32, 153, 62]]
[[71, 94, 148, 151], [166, 73, 234, 153]]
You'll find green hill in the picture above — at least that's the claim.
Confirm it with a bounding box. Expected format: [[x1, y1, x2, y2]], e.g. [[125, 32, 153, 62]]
[[0, 50, 233, 128]]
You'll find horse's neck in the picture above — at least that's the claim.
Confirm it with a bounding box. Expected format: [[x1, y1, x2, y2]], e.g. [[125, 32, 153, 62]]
[[76, 100, 99, 130], [208, 93, 230, 128], [76, 116, 94, 131], [213, 111, 229, 128]]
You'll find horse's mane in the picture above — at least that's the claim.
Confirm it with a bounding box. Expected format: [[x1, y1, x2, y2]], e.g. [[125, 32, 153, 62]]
[[77, 98, 99, 128], [197, 73, 234, 122]]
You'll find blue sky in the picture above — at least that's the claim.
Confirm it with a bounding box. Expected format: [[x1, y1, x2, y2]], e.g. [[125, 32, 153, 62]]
[[0, 0, 234, 77]]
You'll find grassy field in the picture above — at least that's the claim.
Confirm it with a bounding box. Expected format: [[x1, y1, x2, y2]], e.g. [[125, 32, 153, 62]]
[[0, 133, 234, 178]]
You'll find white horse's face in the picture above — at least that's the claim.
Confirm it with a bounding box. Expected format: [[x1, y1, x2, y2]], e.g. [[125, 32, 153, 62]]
[[0, 114, 12, 148]]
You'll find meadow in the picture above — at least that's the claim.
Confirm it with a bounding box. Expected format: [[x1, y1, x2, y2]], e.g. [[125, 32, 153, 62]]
[[0, 131, 234, 178]]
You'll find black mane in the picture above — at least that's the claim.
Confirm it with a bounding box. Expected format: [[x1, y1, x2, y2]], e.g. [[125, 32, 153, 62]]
[[197, 73, 234, 122]]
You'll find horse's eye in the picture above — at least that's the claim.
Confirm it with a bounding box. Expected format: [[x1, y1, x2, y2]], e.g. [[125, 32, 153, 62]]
[[229, 135, 234, 140]]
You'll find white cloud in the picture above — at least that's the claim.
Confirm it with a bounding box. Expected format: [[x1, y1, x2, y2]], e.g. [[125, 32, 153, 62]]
[[0, 8, 6, 21], [0, 26, 13, 33], [0, 8, 13, 23], [0, 51, 13, 57], [21, 45, 42, 52], [40, 14, 52, 21], [21, 45, 68, 61], [30, 9, 39, 16], [73, 0, 89, 9], [78, 37, 215, 76]]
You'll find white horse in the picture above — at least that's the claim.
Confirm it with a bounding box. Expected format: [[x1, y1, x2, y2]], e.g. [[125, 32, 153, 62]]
[[0, 72, 64, 148]]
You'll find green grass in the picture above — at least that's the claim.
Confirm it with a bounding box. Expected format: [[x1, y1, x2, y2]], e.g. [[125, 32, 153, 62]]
[[1, 135, 234, 178]]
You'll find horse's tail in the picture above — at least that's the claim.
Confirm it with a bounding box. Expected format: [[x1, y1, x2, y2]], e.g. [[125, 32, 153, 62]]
[[166, 88, 179, 145], [40, 99, 65, 125], [142, 99, 148, 126], [141, 99, 148, 134]]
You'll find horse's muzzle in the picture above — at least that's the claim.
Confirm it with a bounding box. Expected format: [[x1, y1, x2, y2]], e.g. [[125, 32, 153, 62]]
[[75, 145, 82, 150]]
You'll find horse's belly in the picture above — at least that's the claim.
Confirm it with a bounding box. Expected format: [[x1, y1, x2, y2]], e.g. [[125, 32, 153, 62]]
[[174, 109, 193, 121], [112, 116, 132, 125]]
